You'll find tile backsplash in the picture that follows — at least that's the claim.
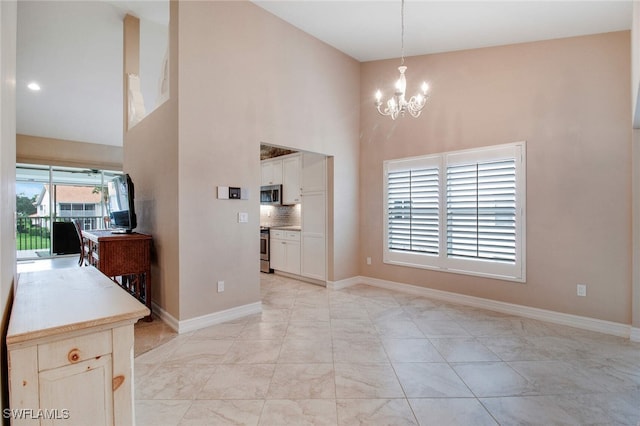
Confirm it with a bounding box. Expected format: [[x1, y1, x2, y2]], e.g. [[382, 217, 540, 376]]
[[260, 204, 301, 227]]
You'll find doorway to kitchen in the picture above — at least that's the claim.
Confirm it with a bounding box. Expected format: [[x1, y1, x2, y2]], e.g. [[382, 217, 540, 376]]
[[260, 143, 330, 284]]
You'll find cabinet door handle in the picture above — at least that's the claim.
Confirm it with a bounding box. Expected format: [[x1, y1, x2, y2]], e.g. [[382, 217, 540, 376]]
[[113, 375, 125, 391]]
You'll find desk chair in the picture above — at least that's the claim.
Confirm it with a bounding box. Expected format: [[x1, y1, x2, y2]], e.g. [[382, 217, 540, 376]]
[[72, 220, 89, 266]]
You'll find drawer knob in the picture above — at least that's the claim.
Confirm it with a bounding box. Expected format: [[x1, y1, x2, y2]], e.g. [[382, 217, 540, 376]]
[[67, 349, 81, 363]]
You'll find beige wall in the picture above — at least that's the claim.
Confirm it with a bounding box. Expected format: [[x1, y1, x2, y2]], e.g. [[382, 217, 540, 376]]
[[17, 134, 122, 169], [176, 1, 359, 320], [360, 32, 632, 324], [633, 2, 640, 127], [631, 3, 640, 332], [124, 0, 180, 319], [0, 0, 16, 412], [633, 129, 640, 329]]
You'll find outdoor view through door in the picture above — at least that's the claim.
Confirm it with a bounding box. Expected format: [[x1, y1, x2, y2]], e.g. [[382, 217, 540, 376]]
[[16, 164, 122, 260]]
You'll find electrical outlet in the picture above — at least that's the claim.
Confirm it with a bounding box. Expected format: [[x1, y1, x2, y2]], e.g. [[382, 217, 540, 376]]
[[217, 281, 225, 293], [577, 284, 586, 297], [366, 257, 372, 265]]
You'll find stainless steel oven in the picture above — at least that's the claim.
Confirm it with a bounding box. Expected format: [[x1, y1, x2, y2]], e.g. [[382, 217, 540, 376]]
[[260, 227, 272, 273]]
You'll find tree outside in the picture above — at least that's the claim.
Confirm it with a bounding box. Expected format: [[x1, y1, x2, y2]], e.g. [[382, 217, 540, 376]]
[[16, 193, 37, 217]]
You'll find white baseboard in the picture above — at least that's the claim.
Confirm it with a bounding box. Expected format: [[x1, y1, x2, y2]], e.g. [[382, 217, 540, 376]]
[[151, 302, 179, 332], [338, 275, 633, 340], [274, 271, 326, 287], [327, 276, 363, 290], [151, 301, 262, 334]]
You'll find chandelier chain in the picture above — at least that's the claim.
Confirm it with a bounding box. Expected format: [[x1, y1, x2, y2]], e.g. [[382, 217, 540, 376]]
[[400, 0, 405, 65]]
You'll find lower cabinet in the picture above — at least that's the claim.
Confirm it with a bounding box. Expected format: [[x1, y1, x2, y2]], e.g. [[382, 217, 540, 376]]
[[270, 230, 301, 275], [8, 326, 133, 426], [7, 267, 148, 426], [39, 354, 113, 425]]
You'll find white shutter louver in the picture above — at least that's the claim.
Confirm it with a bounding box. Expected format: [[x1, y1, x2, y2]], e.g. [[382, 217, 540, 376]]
[[446, 160, 516, 263], [387, 167, 439, 255]]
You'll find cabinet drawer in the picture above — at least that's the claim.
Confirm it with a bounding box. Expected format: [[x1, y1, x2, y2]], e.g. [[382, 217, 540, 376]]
[[271, 230, 300, 241], [38, 330, 112, 371], [284, 231, 300, 241]]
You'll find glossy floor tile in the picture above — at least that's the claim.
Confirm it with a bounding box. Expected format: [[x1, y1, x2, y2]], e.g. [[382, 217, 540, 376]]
[[135, 274, 640, 425]]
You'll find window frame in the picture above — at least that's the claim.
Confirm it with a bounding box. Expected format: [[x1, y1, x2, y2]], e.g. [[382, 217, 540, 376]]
[[383, 141, 526, 283]]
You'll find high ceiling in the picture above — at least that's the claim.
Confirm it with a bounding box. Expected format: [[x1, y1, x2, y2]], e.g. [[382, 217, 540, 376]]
[[16, 1, 633, 148], [254, 1, 632, 62]]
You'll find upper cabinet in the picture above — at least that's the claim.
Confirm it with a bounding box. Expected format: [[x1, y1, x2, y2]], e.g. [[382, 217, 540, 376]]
[[262, 153, 302, 205], [261, 158, 283, 186], [282, 154, 302, 205], [302, 152, 326, 193]]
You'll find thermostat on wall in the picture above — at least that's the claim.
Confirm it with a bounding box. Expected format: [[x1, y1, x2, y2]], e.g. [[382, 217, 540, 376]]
[[229, 187, 241, 199], [217, 186, 249, 200]]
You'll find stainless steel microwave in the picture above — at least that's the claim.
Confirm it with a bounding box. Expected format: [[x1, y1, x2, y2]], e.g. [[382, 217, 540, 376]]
[[260, 185, 282, 205]]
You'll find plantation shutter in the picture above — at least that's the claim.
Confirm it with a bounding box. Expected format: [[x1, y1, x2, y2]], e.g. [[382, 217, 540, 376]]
[[446, 159, 517, 263], [387, 167, 439, 254]]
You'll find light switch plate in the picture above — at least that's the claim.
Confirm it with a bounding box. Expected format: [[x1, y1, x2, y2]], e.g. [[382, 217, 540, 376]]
[[238, 212, 249, 223]]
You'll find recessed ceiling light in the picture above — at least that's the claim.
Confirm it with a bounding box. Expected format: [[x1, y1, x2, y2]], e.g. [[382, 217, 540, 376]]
[[27, 82, 41, 91]]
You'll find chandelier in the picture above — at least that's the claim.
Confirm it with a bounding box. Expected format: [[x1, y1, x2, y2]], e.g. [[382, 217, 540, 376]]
[[375, 0, 429, 120]]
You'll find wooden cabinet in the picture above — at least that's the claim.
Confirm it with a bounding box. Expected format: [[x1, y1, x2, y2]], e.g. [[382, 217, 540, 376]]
[[7, 267, 149, 426], [83, 230, 152, 319], [282, 154, 301, 204], [270, 229, 301, 275], [261, 158, 283, 186]]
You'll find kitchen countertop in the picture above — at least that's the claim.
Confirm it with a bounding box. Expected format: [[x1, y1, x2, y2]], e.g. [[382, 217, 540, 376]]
[[269, 225, 301, 231]]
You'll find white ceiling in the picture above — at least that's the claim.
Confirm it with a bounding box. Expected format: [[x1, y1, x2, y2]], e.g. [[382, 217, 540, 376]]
[[254, 1, 632, 62], [16, 1, 633, 148]]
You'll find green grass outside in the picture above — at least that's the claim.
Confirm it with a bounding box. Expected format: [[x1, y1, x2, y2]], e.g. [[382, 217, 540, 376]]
[[16, 233, 50, 251], [16, 218, 51, 251]]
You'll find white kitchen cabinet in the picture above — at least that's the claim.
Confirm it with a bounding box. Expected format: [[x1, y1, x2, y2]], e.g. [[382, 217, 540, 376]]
[[282, 154, 301, 204], [300, 190, 326, 281], [270, 229, 301, 275], [7, 267, 149, 426], [300, 153, 327, 281], [261, 158, 283, 186], [302, 152, 326, 193]]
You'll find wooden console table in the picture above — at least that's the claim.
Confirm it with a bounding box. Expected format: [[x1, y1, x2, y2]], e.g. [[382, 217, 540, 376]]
[[7, 267, 149, 425], [83, 230, 152, 320]]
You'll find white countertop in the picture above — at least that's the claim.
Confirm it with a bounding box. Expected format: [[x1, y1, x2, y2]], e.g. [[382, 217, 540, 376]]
[[269, 225, 301, 231]]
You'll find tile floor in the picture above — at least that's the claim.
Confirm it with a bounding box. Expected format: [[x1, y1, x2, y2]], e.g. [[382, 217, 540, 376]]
[[135, 273, 640, 425]]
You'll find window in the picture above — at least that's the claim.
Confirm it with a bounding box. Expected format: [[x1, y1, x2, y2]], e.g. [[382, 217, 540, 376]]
[[384, 142, 526, 282]]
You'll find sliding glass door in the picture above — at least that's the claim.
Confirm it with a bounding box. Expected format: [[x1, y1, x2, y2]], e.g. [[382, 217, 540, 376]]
[[16, 164, 121, 260]]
